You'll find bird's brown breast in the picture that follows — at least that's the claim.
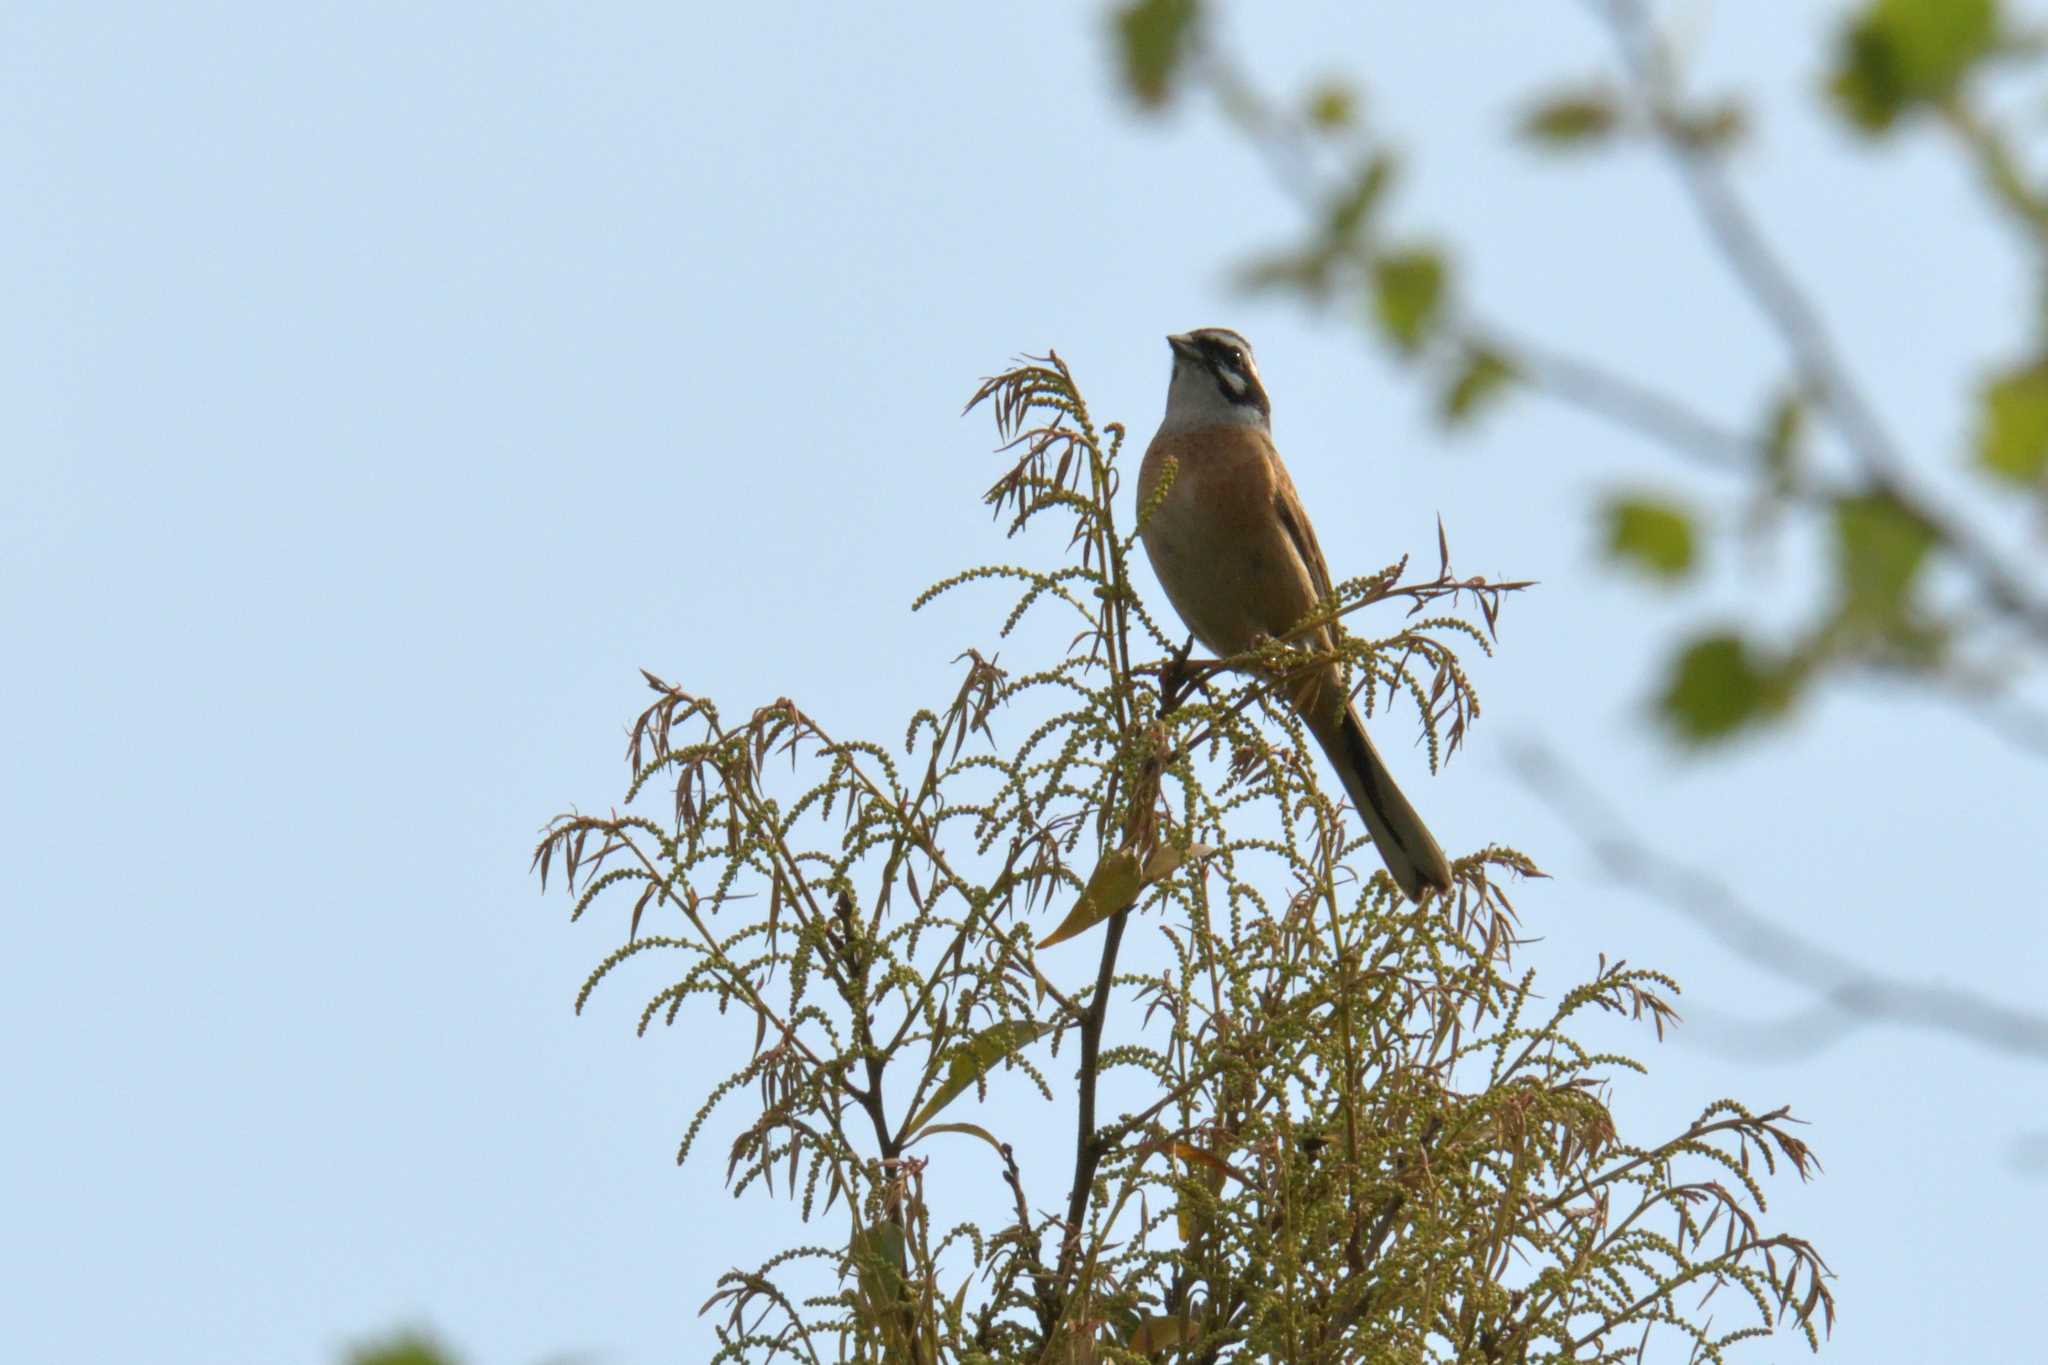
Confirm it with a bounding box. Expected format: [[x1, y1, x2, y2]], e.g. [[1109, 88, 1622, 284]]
[[1138, 424, 1326, 658]]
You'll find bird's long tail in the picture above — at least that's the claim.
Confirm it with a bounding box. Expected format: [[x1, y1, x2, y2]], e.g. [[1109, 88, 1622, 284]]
[[1309, 701, 1454, 902]]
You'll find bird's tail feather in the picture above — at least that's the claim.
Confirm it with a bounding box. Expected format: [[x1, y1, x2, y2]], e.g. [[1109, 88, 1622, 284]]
[[1313, 702, 1454, 902]]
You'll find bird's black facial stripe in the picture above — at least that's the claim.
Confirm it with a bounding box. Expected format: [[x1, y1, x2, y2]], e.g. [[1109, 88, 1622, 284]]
[[1194, 334, 1268, 417]]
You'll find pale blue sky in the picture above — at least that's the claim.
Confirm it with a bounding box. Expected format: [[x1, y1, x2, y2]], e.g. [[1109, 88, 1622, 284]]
[[5, 3, 2043, 1361]]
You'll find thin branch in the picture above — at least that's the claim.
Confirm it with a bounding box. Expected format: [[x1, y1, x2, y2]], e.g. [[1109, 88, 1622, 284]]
[[1469, 319, 1760, 475], [1594, 0, 2048, 645], [1932, 672, 2048, 760], [1939, 97, 2048, 243], [1509, 738, 2048, 1061], [1056, 906, 1134, 1295]]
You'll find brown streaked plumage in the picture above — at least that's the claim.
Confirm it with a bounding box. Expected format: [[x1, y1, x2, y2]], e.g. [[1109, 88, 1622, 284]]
[[1139, 328, 1454, 901]]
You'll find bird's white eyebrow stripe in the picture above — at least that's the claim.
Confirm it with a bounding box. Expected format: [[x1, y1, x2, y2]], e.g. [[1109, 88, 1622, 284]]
[[1191, 327, 1252, 353], [1192, 334, 1265, 411], [1194, 332, 1257, 375]]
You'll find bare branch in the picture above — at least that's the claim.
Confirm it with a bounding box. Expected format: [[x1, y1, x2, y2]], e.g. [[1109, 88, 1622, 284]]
[[1509, 738, 2048, 1061], [1592, 0, 2048, 645]]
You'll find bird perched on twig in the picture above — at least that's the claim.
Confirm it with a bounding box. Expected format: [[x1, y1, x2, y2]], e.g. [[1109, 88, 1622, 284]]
[[1137, 328, 1454, 902]]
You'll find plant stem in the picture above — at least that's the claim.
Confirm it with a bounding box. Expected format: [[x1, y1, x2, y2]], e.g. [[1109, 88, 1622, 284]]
[[1055, 905, 1133, 1299]]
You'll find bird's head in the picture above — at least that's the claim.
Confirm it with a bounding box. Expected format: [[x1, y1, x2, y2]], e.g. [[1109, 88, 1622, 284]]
[[1161, 327, 1271, 433]]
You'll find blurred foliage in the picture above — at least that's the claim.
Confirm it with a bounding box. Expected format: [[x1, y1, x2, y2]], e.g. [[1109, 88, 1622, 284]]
[[1979, 361, 2048, 485], [1519, 89, 1620, 146], [1115, 0, 1199, 108], [537, 354, 1828, 1360], [1370, 247, 1446, 353], [1110, 0, 2048, 750], [1832, 494, 1938, 637], [1830, 0, 2002, 133], [1603, 493, 1697, 582], [1439, 345, 1518, 426], [1660, 632, 1796, 744], [345, 1332, 458, 1365]]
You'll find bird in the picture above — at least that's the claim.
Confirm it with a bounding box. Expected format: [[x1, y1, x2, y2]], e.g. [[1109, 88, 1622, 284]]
[[1136, 327, 1454, 902]]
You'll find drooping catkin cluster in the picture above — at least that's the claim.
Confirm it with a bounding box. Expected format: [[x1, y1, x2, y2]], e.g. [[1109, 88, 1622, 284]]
[[533, 352, 1831, 1363]]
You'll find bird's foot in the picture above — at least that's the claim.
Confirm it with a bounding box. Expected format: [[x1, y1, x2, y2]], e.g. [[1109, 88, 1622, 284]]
[[1159, 634, 1198, 716]]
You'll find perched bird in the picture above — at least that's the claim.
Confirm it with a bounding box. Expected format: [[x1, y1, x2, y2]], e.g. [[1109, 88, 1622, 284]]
[[1137, 328, 1454, 901]]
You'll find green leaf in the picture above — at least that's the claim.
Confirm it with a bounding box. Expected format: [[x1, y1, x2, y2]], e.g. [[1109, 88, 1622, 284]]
[[1745, 391, 1806, 535], [1829, 0, 1999, 135], [1037, 838, 1202, 948], [1763, 390, 1805, 489], [1305, 81, 1358, 130], [1114, 0, 1200, 109], [1372, 247, 1446, 354], [949, 1272, 972, 1335], [1234, 246, 1335, 298], [1602, 494, 1697, 581], [906, 1120, 1007, 1157], [1671, 99, 1749, 150], [1439, 346, 1515, 425], [1833, 492, 1936, 623], [348, 1336, 459, 1365], [1139, 1135, 1238, 1184], [1130, 1315, 1196, 1354], [1039, 845, 1144, 948], [848, 1221, 911, 1347], [1659, 632, 1786, 742], [1519, 90, 1619, 147], [1976, 360, 2048, 485], [1326, 152, 1395, 242], [904, 1019, 1048, 1136]]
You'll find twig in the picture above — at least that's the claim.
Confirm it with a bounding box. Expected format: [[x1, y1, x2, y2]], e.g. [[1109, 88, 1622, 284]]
[[1508, 738, 2048, 1061], [1593, 0, 2048, 645], [1932, 674, 2048, 760], [1055, 906, 1134, 1294], [1470, 319, 1761, 476]]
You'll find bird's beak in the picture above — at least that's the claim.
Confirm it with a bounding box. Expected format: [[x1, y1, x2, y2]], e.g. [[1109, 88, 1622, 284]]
[[1166, 332, 1199, 361]]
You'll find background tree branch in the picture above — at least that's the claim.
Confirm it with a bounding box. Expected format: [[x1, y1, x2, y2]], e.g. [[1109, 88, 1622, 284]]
[[1509, 737, 2048, 1062]]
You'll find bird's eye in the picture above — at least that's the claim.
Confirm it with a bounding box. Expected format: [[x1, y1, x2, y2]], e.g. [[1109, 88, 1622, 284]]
[[1228, 348, 1244, 367]]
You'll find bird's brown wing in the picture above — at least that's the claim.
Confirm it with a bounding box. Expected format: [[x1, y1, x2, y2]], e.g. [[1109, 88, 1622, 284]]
[[1270, 460, 1337, 622], [1268, 455, 1356, 728]]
